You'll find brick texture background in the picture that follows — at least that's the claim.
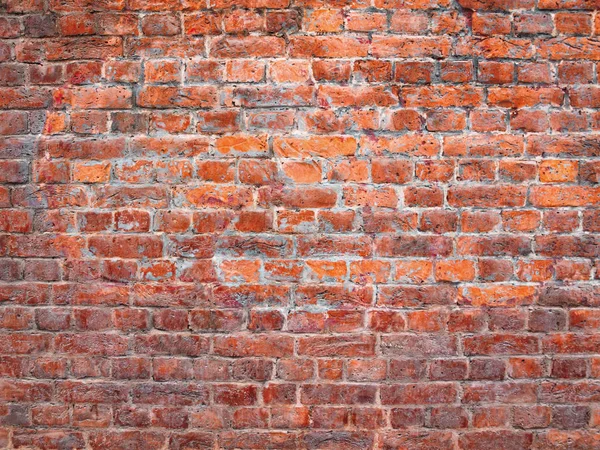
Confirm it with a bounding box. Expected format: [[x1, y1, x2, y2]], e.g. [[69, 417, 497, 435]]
[[1, 0, 600, 448]]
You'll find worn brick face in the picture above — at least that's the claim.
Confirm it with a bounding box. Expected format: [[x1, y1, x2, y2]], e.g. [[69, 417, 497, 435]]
[[1, 0, 600, 448]]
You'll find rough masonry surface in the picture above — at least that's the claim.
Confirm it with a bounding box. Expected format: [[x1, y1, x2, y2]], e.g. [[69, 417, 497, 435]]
[[0, 0, 600, 448]]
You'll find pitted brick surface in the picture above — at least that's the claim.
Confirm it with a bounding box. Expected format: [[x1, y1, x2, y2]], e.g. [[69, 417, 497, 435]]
[[1, 0, 600, 448]]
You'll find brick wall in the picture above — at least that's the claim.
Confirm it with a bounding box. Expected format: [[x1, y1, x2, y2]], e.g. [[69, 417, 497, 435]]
[[1, 0, 600, 448]]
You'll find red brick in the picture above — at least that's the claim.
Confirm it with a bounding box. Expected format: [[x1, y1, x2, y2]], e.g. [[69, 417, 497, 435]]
[[214, 335, 293, 358], [301, 384, 376, 405], [1, 0, 598, 439]]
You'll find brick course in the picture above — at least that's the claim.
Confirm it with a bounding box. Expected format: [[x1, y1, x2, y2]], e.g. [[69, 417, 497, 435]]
[[1, 0, 600, 448]]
